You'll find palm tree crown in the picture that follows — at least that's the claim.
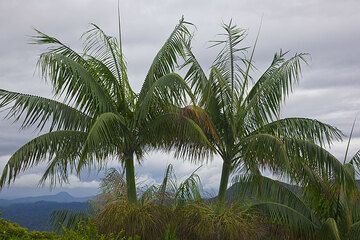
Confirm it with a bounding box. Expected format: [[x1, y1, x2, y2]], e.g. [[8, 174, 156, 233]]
[[180, 21, 347, 203], [0, 18, 207, 203]]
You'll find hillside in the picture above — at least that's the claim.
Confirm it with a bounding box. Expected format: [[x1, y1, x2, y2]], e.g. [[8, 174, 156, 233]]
[[0, 201, 90, 231], [0, 192, 93, 207]]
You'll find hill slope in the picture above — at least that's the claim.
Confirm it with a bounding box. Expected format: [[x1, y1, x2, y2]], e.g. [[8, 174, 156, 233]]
[[0, 201, 90, 231], [0, 192, 93, 207]]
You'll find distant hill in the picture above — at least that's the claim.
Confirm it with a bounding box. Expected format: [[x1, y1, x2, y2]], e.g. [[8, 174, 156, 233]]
[[0, 192, 93, 231], [0, 192, 93, 207], [0, 201, 90, 231]]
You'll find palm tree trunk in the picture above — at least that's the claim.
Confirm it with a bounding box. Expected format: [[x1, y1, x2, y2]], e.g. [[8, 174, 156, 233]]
[[125, 153, 137, 203], [218, 160, 232, 203]]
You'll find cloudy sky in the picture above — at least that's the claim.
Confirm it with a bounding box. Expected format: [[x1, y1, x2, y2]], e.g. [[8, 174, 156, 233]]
[[0, 0, 359, 198]]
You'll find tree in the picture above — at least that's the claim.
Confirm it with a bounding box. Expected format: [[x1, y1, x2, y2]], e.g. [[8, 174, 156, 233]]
[[0, 17, 207, 203], [238, 122, 360, 239], [240, 166, 358, 239], [180, 21, 348, 203]]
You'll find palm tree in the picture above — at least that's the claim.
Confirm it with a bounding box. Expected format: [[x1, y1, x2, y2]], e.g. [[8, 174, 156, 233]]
[[238, 123, 360, 239], [179, 21, 348, 203], [240, 167, 358, 239], [0, 17, 207, 203]]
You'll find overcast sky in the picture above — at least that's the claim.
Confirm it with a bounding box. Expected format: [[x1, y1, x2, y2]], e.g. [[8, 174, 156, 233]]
[[0, 0, 359, 198]]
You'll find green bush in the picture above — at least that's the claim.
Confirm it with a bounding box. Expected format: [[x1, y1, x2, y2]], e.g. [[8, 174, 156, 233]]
[[0, 218, 56, 240]]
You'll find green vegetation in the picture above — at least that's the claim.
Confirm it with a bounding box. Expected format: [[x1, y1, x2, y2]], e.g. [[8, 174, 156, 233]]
[[180, 21, 345, 203], [0, 14, 359, 240], [0, 17, 206, 204], [0, 218, 56, 240]]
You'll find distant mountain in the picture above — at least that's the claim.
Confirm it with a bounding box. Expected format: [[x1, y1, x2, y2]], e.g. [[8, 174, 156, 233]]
[[0, 192, 93, 207], [0, 201, 90, 231]]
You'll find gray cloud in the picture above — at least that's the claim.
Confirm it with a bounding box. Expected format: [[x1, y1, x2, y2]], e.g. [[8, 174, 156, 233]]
[[0, 0, 359, 198]]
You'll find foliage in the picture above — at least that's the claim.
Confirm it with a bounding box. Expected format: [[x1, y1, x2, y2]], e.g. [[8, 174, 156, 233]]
[[1, 13, 359, 240], [0, 218, 56, 240], [51, 165, 264, 239], [237, 155, 360, 239], [0, 17, 211, 204], [179, 19, 347, 204]]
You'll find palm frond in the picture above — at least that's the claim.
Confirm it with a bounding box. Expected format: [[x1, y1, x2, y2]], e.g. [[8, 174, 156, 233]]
[[0, 89, 91, 131], [181, 36, 209, 104], [348, 220, 360, 240], [254, 117, 342, 147], [138, 17, 192, 102], [240, 133, 289, 174], [0, 130, 86, 188], [243, 51, 308, 123], [82, 24, 134, 107], [78, 112, 128, 171], [250, 202, 320, 239], [210, 20, 248, 96], [319, 218, 341, 240], [284, 138, 355, 186], [141, 111, 212, 161], [50, 209, 89, 233], [175, 167, 202, 204], [38, 52, 114, 114], [235, 175, 319, 224], [32, 29, 85, 63], [135, 73, 193, 123]]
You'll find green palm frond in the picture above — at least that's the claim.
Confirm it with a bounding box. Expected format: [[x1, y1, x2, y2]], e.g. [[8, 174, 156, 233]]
[[0, 89, 91, 131], [158, 164, 177, 203], [0, 130, 86, 188], [243, 51, 307, 123], [250, 202, 320, 239], [254, 117, 342, 146], [210, 20, 248, 96], [142, 111, 212, 161], [50, 209, 90, 233], [38, 52, 115, 113], [319, 218, 341, 240], [175, 167, 202, 204], [82, 24, 134, 107], [86, 56, 126, 108], [83, 24, 123, 82], [78, 112, 128, 170], [236, 175, 319, 224], [348, 221, 360, 240], [32, 29, 85, 63], [349, 149, 360, 172], [181, 36, 209, 104], [135, 73, 193, 123], [284, 138, 354, 186], [138, 17, 192, 102], [240, 133, 289, 174]]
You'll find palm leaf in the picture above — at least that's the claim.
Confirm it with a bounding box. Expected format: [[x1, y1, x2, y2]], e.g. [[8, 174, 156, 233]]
[[38, 52, 114, 114], [348, 220, 360, 240], [254, 117, 342, 147], [250, 202, 320, 239], [236, 175, 319, 224], [0, 89, 91, 131], [243, 52, 307, 123], [135, 73, 193, 123], [138, 17, 192, 102], [78, 112, 128, 171], [0, 130, 86, 188]]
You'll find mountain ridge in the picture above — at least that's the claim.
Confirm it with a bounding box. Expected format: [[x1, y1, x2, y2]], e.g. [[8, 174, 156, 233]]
[[0, 191, 93, 207]]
